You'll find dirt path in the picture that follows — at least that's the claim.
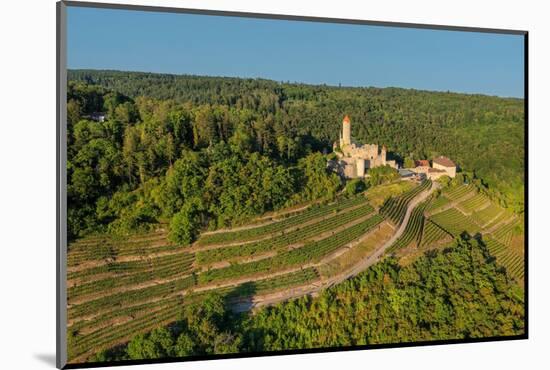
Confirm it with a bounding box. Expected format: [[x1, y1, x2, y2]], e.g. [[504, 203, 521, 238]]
[[233, 182, 439, 312]]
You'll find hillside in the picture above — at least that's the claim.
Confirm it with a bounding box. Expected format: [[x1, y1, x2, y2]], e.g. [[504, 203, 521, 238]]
[[66, 179, 525, 363], [68, 69, 525, 212], [64, 70, 525, 364], [67, 190, 389, 361]]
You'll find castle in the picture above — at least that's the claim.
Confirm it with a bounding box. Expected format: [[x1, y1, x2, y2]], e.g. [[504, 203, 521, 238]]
[[331, 115, 397, 178]]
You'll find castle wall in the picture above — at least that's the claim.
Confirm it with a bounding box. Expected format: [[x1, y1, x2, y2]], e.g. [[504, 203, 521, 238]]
[[334, 115, 398, 178], [356, 158, 365, 177]]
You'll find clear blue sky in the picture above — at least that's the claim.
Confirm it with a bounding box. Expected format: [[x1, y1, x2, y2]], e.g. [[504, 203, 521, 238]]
[[67, 6, 525, 98]]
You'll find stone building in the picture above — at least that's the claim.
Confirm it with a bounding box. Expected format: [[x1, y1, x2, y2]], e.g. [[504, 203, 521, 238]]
[[330, 115, 397, 179], [408, 156, 456, 180], [432, 156, 457, 178]]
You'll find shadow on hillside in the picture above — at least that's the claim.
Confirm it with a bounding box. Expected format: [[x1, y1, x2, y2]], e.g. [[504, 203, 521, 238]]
[[225, 281, 258, 313]]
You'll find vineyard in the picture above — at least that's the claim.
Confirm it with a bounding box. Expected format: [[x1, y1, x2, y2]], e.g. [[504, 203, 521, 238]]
[[420, 220, 452, 247], [196, 202, 374, 265], [442, 184, 474, 200], [197, 214, 383, 285], [457, 193, 491, 214], [429, 208, 481, 235], [386, 201, 428, 253], [485, 238, 524, 281], [379, 180, 431, 225], [66, 180, 523, 362], [425, 184, 524, 283], [197, 196, 369, 245], [66, 193, 390, 362]]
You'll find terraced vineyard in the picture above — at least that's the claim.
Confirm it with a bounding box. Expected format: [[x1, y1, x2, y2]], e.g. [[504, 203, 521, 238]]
[[68, 230, 178, 267], [196, 202, 374, 265], [425, 195, 451, 212], [457, 193, 490, 214], [198, 196, 369, 245], [443, 184, 474, 200], [472, 202, 505, 227], [425, 184, 524, 284], [387, 201, 428, 253], [491, 219, 520, 246], [67, 193, 391, 362], [68, 252, 195, 300], [485, 238, 524, 280], [66, 180, 523, 362], [379, 180, 431, 225], [420, 220, 452, 247], [197, 214, 383, 285], [430, 208, 481, 236]]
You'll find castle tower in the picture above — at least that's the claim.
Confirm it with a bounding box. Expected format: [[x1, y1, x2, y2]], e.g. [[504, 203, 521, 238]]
[[381, 145, 387, 163], [342, 115, 351, 146]]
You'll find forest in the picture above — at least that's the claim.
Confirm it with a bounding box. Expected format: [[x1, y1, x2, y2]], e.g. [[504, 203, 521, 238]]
[[67, 69, 525, 242], [91, 236, 524, 362]]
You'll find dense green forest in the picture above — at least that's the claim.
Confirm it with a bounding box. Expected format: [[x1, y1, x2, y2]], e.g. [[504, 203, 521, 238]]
[[91, 236, 524, 362], [67, 69, 524, 241]]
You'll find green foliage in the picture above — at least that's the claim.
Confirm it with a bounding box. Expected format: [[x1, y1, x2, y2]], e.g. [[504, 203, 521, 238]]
[[121, 293, 241, 360], [345, 178, 367, 196], [241, 237, 524, 350], [169, 197, 204, 245], [367, 165, 400, 186], [127, 327, 174, 360], [68, 70, 524, 211], [66, 71, 524, 240], [404, 157, 415, 169], [296, 152, 341, 202], [173, 333, 196, 357], [97, 237, 523, 361]]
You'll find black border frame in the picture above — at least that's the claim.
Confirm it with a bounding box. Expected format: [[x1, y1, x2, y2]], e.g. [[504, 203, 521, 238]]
[[56, 1, 529, 369]]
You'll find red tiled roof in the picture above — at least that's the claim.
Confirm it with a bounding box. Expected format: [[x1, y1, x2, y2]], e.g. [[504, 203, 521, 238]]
[[415, 160, 430, 167], [433, 156, 456, 168], [343, 115, 350, 124]]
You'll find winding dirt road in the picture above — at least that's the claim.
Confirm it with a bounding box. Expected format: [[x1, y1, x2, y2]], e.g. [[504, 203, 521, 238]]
[[233, 181, 439, 312]]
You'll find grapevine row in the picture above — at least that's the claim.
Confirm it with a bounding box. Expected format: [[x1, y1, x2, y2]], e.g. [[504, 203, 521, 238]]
[[197, 196, 369, 245], [196, 203, 374, 264]]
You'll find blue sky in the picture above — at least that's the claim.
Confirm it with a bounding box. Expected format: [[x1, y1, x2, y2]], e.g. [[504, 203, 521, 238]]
[[67, 6, 525, 98]]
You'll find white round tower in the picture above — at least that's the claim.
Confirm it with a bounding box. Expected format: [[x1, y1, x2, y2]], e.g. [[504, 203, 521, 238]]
[[342, 115, 351, 146]]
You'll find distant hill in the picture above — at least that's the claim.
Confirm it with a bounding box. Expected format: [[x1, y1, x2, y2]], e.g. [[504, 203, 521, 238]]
[[67, 69, 524, 211]]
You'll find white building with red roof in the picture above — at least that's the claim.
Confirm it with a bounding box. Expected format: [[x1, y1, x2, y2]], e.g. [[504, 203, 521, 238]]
[[432, 156, 456, 178]]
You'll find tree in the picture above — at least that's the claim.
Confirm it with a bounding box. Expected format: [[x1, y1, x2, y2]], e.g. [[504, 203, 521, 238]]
[[126, 328, 174, 360], [296, 152, 341, 202], [169, 197, 205, 245], [67, 99, 82, 127], [346, 179, 366, 196], [114, 101, 138, 124], [229, 123, 253, 153], [367, 165, 400, 186], [404, 157, 415, 169], [173, 333, 196, 357]]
